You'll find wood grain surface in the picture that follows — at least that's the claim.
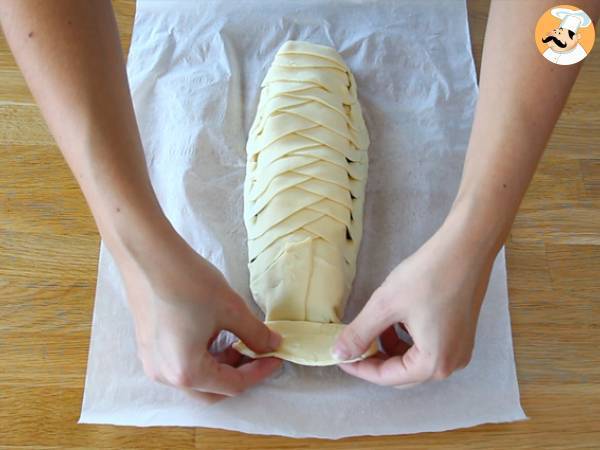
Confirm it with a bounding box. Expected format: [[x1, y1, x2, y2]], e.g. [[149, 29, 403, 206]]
[[1, 1, 599, 448]]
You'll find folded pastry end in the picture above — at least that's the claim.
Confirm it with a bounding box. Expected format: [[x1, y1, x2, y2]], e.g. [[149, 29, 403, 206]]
[[233, 320, 378, 366]]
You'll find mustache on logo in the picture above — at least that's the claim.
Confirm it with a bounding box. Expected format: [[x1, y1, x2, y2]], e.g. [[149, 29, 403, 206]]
[[542, 35, 567, 48]]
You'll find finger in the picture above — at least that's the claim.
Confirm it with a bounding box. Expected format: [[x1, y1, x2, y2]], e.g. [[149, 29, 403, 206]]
[[333, 291, 398, 361], [154, 347, 278, 397], [183, 388, 227, 405], [150, 371, 228, 403], [219, 299, 281, 354], [338, 345, 434, 386], [199, 355, 283, 396]]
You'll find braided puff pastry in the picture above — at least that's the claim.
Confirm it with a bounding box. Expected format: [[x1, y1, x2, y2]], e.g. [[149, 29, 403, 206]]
[[234, 41, 375, 365]]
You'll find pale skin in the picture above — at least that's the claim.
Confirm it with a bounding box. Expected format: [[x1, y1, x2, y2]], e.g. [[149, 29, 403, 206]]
[[1, 0, 598, 400]]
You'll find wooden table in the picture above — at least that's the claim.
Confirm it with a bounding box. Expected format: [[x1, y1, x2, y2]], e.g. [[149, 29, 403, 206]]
[[1, 1, 598, 448]]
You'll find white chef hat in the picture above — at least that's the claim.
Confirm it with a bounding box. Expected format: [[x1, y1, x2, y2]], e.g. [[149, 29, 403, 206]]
[[551, 8, 592, 33]]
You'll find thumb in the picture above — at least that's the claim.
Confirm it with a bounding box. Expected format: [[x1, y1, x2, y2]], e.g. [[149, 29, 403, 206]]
[[333, 290, 396, 361], [220, 297, 281, 354]]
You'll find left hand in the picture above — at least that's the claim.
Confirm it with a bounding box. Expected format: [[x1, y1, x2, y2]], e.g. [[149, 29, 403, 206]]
[[115, 226, 282, 404], [332, 212, 497, 386]]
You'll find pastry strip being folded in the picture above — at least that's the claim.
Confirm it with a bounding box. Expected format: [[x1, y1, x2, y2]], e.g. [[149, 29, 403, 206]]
[[234, 41, 375, 366]]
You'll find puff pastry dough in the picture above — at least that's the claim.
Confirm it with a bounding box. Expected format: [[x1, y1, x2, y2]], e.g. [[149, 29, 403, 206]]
[[234, 41, 376, 365]]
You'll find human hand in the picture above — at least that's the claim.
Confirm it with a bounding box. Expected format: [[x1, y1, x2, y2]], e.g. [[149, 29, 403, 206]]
[[332, 212, 497, 386], [115, 228, 282, 404]]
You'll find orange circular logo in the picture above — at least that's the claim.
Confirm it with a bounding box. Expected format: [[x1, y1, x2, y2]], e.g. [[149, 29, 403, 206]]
[[534, 5, 595, 65]]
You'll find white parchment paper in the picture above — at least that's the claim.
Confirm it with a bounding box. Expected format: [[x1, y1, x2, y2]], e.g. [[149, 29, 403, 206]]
[[79, 0, 527, 438]]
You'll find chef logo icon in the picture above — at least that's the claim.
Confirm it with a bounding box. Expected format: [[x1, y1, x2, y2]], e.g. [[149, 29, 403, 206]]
[[535, 5, 595, 65]]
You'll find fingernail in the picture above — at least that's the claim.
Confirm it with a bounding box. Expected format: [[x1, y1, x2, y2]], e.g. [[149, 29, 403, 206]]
[[268, 331, 282, 350], [331, 345, 350, 362]]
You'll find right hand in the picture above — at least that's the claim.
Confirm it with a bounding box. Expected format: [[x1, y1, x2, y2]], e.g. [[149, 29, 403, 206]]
[[333, 208, 494, 387], [114, 227, 282, 404]]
